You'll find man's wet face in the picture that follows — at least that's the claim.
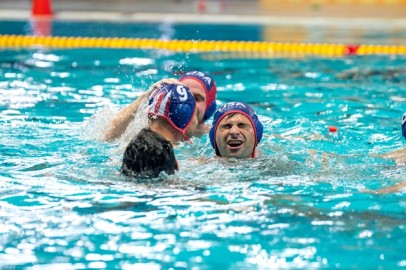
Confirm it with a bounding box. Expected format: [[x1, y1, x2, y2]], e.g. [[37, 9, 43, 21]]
[[215, 113, 255, 158], [181, 78, 206, 123]]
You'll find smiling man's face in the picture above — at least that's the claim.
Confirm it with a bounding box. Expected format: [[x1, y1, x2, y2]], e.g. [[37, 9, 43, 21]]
[[215, 113, 256, 158]]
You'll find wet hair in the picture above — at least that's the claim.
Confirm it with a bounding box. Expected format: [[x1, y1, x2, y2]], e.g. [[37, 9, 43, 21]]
[[121, 128, 177, 178]]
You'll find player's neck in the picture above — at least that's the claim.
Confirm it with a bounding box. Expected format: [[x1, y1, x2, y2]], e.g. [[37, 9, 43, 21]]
[[149, 120, 182, 145]]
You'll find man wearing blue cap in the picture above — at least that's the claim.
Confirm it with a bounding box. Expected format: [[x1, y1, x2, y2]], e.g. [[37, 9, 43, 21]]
[[209, 102, 263, 159], [117, 81, 198, 179], [103, 71, 217, 142], [179, 71, 217, 137], [118, 82, 197, 179]]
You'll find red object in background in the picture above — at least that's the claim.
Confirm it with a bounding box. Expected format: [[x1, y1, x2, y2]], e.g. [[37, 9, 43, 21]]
[[345, 45, 360, 55], [32, 0, 52, 36], [328, 126, 338, 133], [197, 0, 206, 12], [32, 0, 53, 16]]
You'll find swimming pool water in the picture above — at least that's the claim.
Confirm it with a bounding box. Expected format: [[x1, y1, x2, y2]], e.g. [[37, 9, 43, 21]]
[[1, 31, 406, 268], [2, 19, 406, 44]]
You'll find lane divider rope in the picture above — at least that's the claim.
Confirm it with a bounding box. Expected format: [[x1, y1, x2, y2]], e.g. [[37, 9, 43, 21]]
[[1, 35, 406, 56]]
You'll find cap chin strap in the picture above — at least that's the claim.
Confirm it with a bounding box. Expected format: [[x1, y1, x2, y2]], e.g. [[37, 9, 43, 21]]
[[251, 146, 257, 158], [204, 100, 216, 121]]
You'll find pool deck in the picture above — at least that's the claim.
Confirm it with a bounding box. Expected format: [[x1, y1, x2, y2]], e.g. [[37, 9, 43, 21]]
[[0, 0, 405, 27]]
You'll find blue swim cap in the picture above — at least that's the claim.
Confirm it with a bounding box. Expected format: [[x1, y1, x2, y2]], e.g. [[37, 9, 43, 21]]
[[209, 102, 263, 157], [179, 71, 217, 121], [148, 83, 196, 141], [402, 112, 406, 140]]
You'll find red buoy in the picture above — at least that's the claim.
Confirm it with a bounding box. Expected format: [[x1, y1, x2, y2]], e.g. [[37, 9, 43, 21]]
[[328, 126, 338, 133]]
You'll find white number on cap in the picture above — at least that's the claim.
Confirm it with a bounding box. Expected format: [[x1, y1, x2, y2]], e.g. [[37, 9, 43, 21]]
[[176, 85, 188, 102]]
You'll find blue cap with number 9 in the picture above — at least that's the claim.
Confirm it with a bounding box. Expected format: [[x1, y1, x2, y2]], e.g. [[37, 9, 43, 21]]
[[147, 82, 196, 141]]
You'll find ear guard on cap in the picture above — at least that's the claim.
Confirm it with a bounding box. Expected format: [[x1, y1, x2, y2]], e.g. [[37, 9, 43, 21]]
[[179, 71, 217, 121], [402, 112, 406, 140], [209, 102, 263, 157], [204, 100, 217, 121]]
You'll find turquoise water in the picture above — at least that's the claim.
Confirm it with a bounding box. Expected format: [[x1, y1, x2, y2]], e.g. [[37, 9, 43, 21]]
[[1, 41, 406, 268], [2, 19, 406, 44]]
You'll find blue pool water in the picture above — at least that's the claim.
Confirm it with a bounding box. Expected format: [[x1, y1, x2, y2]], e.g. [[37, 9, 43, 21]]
[[1, 21, 406, 269]]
